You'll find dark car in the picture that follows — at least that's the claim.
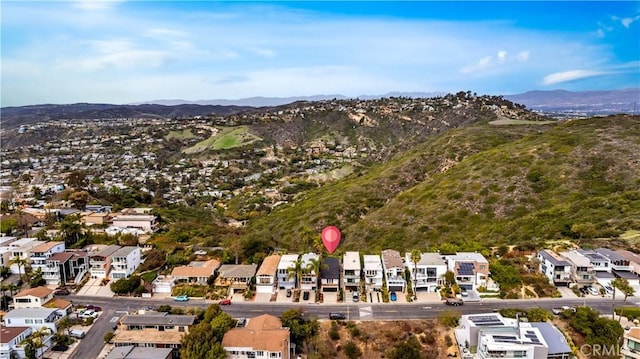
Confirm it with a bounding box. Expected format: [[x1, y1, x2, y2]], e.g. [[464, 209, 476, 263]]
[[85, 305, 102, 312], [303, 291, 310, 300], [51, 344, 69, 352], [329, 312, 346, 320], [286, 289, 292, 297], [54, 288, 70, 296]]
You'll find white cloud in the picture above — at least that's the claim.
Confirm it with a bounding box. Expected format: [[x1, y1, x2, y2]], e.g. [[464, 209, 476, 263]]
[[497, 51, 507, 63], [621, 15, 640, 28], [542, 70, 609, 85], [516, 51, 530, 61], [73, 0, 122, 11]]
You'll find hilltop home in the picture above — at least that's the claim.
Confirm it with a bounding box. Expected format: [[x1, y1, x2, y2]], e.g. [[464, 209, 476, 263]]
[[444, 252, 489, 291], [363, 254, 383, 290], [217, 264, 258, 292], [343, 251, 361, 292], [276, 254, 299, 290], [87, 244, 121, 279], [255, 254, 281, 294], [170, 259, 220, 285], [111, 214, 157, 233], [559, 250, 594, 285], [381, 249, 406, 292], [300, 253, 320, 291], [577, 249, 611, 272], [110, 246, 142, 280], [537, 250, 572, 287], [405, 252, 446, 292], [113, 312, 197, 358], [222, 314, 290, 359], [320, 257, 341, 293]]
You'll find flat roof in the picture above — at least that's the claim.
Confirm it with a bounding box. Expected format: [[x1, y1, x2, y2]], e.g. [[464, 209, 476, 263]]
[[538, 249, 571, 266], [559, 250, 592, 267], [3, 307, 57, 318], [363, 255, 382, 270], [112, 246, 139, 257], [30, 241, 64, 253], [277, 254, 300, 269], [530, 322, 572, 355], [343, 252, 361, 270], [445, 252, 488, 263], [594, 248, 626, 262], [218, 264, 258, 278], [121, 313, 197, 326], [381, 249, 404, 269]]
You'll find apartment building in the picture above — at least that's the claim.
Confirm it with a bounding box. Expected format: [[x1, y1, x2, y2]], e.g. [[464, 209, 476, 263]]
[[44, 250, 88, 285], [7, 238, 44, 275]]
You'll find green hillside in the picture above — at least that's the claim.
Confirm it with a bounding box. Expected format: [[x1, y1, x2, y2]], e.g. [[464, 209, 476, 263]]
[[242, 115, 640, 254]]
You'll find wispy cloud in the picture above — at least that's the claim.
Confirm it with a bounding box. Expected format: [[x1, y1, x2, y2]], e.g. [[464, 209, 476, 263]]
[[460, 50, 529, 74], [542, 70, 609, 85], [72, 0, 123, 11]]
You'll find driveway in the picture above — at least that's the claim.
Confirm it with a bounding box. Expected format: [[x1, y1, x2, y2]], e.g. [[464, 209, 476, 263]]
[[76, 278, 114, 297], [558, 287, 578, 298]]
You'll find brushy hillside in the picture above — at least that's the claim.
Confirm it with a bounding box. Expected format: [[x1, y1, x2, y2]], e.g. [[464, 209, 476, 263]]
[[242, 115, 640, 253]]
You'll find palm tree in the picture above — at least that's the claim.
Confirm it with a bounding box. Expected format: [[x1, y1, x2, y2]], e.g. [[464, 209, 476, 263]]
[[410, 249, 422, 300], [59, 214, 84, 247], [611, 277, 635, 321], [307, 256, 328, 300], [9, 253, 29, 279], [286, 256, 305, 290], [22, 327, 52, 359]]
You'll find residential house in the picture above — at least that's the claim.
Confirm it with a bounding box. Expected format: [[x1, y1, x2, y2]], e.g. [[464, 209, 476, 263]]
[[44, 250, 88, 285], [29, 241, 66, 279], [537, 250, 572, 287], [343, 251, 361, 292], [276, 254, 299, 290], [320, 257, 340, 293], [113, 312, 197, 359], [405, 252, 446, 292], [88, 244, 121, 279], [217, 264, 258, 292], [109, 246, 142, 280], [111, 214, 158, 233], [616, 249, 640, 276], [0, 326, 32, 359], [7, 238, 44, 275], [381, 249, 406, 292], [105, 345, 172, 359], [255, 254, 281, 294], [300, 253, 319, 291], [82, 211, 111, 226], [595, 248, 640, 288], [455, 313, 571, 359], [222, 314, 290, 359], [0, 237, 17, 269], [170, 259, 220, 285], [559, 250, 594, 285], [577, 249, 611, 272], [12, 286, 54, 309], [2, 307, 61, 333], [444, 252, 490, 291], [152, 275, 177, 295], [594, 248, 633, 272], [363, 254, 383, 290], [622, 327, 640, 359]]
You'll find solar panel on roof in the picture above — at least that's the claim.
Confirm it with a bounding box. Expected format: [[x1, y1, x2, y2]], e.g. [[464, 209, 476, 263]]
[[458, 262, 475, 275]]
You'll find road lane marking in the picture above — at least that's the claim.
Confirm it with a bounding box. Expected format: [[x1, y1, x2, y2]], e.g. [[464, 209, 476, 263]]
[[383, 310, 398, 313], [422, 306, 432, 309], [110, 317, 119, 322], [359, 306, 373, 318]]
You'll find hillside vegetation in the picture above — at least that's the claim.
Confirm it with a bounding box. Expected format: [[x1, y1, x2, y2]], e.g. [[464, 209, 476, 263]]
[[242, 115, 640, 254]]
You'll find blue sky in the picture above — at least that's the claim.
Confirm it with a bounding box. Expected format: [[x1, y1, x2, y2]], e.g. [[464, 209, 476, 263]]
[[2, 1, 639, 106]]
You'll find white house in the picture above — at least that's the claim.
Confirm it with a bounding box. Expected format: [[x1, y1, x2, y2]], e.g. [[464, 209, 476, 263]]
[[343, 251, 361, 292], [29, 241, 66, 284], [559, 250, 594, 285], [405, 252, 446, 292], [12, 287, 54, 309], [3, 308, 61, 334], [277, 254, 299, 290], [152, 275, 176, 294], [255, 254, 281, 294], [111, 214, 157, 233], [363, 254, 383, 290], [381, 249, 406, 292], [444, 252, 490, 291], [577, 249, 611, 272], [536, 249, 572, 287], [300, 253, 320, 291], [87, 244, 121, 279], [7, 238, 44, 275], [0, 326, 33, 359], [109, 246, 142, 280], [622, 328, 640, 359]]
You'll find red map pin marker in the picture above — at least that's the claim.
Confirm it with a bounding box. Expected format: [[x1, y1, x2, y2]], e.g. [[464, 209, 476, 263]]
[[321, 226, 341, 254]]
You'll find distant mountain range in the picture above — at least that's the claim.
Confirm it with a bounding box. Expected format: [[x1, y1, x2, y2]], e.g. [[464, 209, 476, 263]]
[[1, 89, 638, 129]]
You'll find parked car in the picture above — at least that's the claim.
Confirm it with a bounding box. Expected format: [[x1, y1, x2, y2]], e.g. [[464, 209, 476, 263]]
[[51, 344, 69, 351], [219, 298, 231, 305], [352, 291, 359, 302], [69, 329, 86, 339], [78, 310, 98, 319], [174, 295, 189, 302], [303, 291, 310, 301], [588, 286, 599, 296], [286, 289, 292, 297], [445, 298, 464, 306], [54, 288, 70, 296], [236, 318, 246, 327], [390, 291, 397, 301], [329, 312, 346, 320], [604, 285, 614, 295], [85, 304, 102, 312]]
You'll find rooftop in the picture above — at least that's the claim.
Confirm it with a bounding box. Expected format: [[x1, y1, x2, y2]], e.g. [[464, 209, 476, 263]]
[[559, 250, 592, 267], [381, 249, 404, 269], [363, 255, 382, 270], [3, 307, 58, 318], [445, 252, 488, 263], [538, 249, 571, 266], [530, 322, 572, 355], [112, 246, 140, 258], [627, 327, 640, 341], [321, 257, 341, 279], [343, 251, 361, 271], [0, 326, 31, 344], [30, 241, 64, 253], [15, 286, 54, 298], [277, 254, 300, 269], [113, 330, 185, 345], [121, 313, 197, 326], [171, 259, 220, 278], [256, 254, 281, 276], [218, 264, 258, 278]]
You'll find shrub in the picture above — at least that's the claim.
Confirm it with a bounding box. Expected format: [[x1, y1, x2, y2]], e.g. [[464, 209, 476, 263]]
[[343, 341, 362, 359], [103, 332, 115, 343], [329, 329, 340, 340]]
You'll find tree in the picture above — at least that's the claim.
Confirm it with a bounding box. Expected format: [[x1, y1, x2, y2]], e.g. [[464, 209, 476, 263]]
[[287, 256, 306, 290], [110, 276, 142, 295], [410, 249, 421, 300], [59, 214, 85, 247], [344, 341, 362, 359], [180, 304, 233, 359], [281, 308, 318, 350], [103, 332, 115, 343], [611, 277, 635, 321], [57, 316, 73, 336], [68, 191, 91, 211], [387, 338, 421, 359], [29, 268, 46, 288], [22, 327, 52, 359], [31, 186, 42, 199], [306, 256, 326, 296], [66, 170, 88, 190], [9, 253, 29, 278], [526, 308, 551, 322]]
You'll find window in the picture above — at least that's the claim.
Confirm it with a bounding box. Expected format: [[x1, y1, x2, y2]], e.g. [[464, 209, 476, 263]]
[[256, 351, 264, 356], [247, 351, 256, 358], [628, 339, 640, 351], [178, 326, 185, 332], [25, 319, 34, 324]]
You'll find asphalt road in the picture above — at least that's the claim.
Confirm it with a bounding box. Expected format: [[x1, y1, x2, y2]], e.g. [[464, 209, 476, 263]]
[[67, 295, 634, 359]]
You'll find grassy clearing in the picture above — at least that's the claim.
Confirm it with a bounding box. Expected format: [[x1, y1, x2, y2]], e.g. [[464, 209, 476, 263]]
[[621, 230, 640, 245], [489, 119, 556, 125], [183, 126, 262, 153], [166, 129, 195, 140]]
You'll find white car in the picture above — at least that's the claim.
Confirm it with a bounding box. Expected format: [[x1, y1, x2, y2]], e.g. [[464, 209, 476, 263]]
[[78, 310, 98, 319], [587, 286, 600, 296]]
